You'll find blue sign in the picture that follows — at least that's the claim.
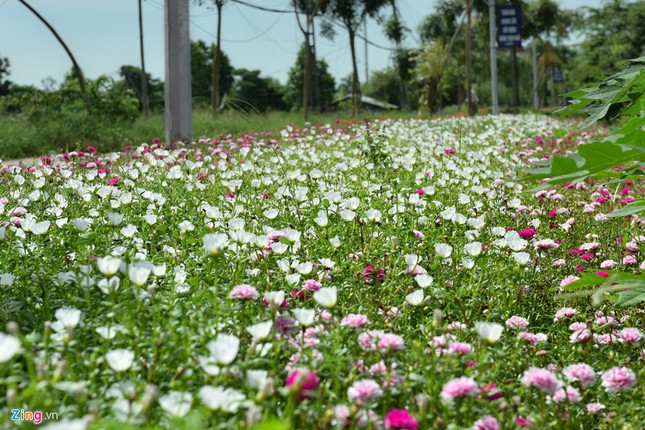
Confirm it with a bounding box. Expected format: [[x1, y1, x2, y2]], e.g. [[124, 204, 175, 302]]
[[497, 5, 522, 48]]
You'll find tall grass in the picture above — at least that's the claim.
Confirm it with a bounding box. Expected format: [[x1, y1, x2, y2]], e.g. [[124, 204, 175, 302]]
[[0, 109, 417, 160]]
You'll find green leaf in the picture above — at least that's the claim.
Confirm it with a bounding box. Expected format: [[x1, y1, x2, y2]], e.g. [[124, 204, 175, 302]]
[[606, 198, 645, 217], [616, 285, 645, 307], [251, 418, 291, 430]]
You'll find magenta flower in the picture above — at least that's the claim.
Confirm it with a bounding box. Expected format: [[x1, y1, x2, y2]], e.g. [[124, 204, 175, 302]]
[[286, 368, 320, 401], [518, 228, 537, 240], [441, 377, 478, 402], [383, 409, 418, 430], [601, 367, 636, 393], [229, 284, 259, 300], [362, 265, 385, 283]]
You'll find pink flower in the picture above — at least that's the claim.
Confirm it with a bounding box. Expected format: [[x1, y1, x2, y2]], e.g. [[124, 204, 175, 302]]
[[107, 176, 119, 186], [570, 329, 592, 343], [521, 367, 562, 394], [586, 403, 605, 414], [440, 377, 478, 402], [383, 409, 418, 430], [563, 363, 597, 388], [447, 341, 473, 356], [505, 315, 528, 330], [601, 367, 636, 392], [472, 416, 499, 430], [536, 239, 558, 250], [302, 279, 322, 291], [596, 271, 609, 277], [341, 314, 368, 328], [618, 327, 643, 345], [555, 307, 577, 320], [478, 383, 503, 401], [518, 332, 548, 347], [286, 368, 320, 401], [444, 148, 455, 155], [551, 386, 581, 403], [413, 230, 425, 240], [377, 332, 405, 351], [347, 379, 383, 403], [623, 255, 637, 266], [228, 284, 259, 300], [559, 275, 580, 288]]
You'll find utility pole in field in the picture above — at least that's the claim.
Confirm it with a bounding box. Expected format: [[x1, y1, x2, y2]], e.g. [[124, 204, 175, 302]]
[[164, 0, 192, 143]]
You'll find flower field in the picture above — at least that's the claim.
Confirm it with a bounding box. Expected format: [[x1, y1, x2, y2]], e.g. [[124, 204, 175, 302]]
[[1, 115, 644, 429]]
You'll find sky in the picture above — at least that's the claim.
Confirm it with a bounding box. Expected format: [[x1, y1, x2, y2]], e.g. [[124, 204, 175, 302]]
[[0, 0, 601, 90]]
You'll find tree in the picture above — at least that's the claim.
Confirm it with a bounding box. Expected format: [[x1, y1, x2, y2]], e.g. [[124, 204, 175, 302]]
[[195, 0, 227, 115], [293, 0, 328, 118], [138, 0, 149, 114], [0, 57, 10, 96], [572, 0, 645, 84], [326, 0, 389, 113], [191, 40, 234, 107], [119, 65, 164, 111], [285, 44, 336, 112], [382, 0, 411, 110], [17, 0, 92, 114], [230, 69, 287, 112]]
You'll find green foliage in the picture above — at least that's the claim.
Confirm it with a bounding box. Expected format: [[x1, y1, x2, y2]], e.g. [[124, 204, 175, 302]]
[[191, 40, 234, 106], [0, 56, 10, 96], [119, 65, 164, 111], [525, 57, 645, 189], [230, 69, 287, 112], [572, 0, 645, 84], [560, 272, 645, 308], [284, 44, 336, 112]]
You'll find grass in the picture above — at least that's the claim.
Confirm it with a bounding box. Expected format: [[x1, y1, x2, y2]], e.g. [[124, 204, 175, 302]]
[[0, 108, 419, 160]]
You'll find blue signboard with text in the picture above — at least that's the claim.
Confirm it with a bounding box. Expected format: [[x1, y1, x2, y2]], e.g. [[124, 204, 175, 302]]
[[497, 5, 522, 48]]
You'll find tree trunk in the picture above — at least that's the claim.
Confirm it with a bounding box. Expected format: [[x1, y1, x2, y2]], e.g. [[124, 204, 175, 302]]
[[138, 0, 149, 114], [466, 0, 472, 115], [19, 0, 92, 114], [348, 27, 361, 115], [212, 0, 223, 116]]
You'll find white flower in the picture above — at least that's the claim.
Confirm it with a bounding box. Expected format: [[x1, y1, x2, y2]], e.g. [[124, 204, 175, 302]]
[[435, 243, 453, 258], [128, 265, 151, 286], [159, 391, 192, 417], [461, 257, 475, 269], [246, 321, 273, 340], [405, 289, 425, 306], [31, 220, 50, 235], [263, 291, 285, 310], [415, 274, 434, 288], [203, 233, 228, 256], [463, 242, 482, 257], [314, 210, 329, 226], [329, 236, 341, 248], [339, 209, 356, 221], [107, 212, 124, 226], [0, 332, 21, 362], [199, 385, 246, 412], [405, 254, 420, 267], [263, 208, 279, 219], [0, 273, 15, 287], [96, 256, 122, 276], [313, 286, 337, 308], [296, 262, 313, 275], [513, 252, 531, 265], [505, 231, 527, 251], [474, 322, 504, 343], [246, 370, 269, 389], [178, 220, 195, 233], [293, 308, 316, 327], [270, 242, 288, 254], [120, 224, 137, 238], [95, 325, 120, 340], [55, 307, 81, 330], [105, 349, 135, 372], [72, 218, 90, 232], [365, 208, 382, 222], [97, 277, 120, 294], [208, 334, 239, 365]]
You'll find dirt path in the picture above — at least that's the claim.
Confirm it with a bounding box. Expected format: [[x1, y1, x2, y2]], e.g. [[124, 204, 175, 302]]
[[1, 157, 40, 167]]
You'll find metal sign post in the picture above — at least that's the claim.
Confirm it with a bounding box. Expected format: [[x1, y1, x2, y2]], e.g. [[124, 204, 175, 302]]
[[164, 0, 192, 144], [488, 0, 499, 115]]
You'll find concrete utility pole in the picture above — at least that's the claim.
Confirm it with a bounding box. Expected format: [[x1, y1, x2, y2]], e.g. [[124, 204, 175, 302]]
[[488, 0, 499, 115], [164, 0, 192, 144]]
